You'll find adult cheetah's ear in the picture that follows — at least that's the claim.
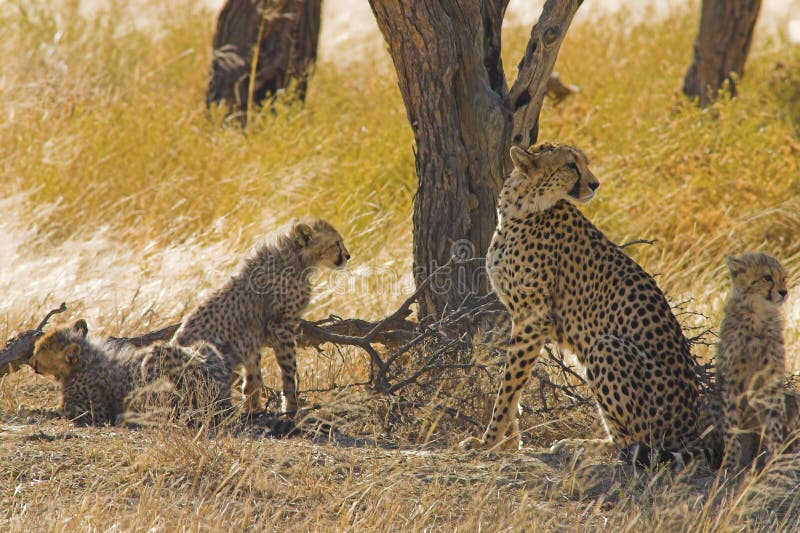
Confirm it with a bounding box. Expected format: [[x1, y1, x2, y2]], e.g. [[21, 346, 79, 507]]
[[72, 319, 88, 338], [726, 255, 745, 277], [509, 145, 539, 172], [64, 343, 81, 364], [293, 222, 314, 247]]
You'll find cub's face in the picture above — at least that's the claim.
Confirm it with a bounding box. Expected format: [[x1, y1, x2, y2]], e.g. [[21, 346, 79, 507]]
[[504, 143, 599, 213], [728, 253, 789, 306], [31, 320, 89, 379], [293, 219, 350, 269]]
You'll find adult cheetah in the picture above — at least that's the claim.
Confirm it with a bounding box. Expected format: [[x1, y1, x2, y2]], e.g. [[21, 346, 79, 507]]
[[717, 252, 790, 473], [32, 320, 231, 425], [460, 143, 699, 461], [172, 217, 350, 415]]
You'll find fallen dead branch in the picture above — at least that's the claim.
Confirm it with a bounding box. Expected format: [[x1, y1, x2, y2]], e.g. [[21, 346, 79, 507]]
[[3, 253, 732, 446], [1, 258, 499, 397], [0, 302, 67, 377]]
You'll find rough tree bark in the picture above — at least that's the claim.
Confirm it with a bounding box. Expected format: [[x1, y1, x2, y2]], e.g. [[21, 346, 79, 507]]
[[368, 0, 582, 318], [683, 0, 761, 107], [206, 0, 322, 120]]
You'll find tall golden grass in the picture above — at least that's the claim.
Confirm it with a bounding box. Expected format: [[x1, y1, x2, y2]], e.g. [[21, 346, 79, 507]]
[[1, 0, 800, 530]]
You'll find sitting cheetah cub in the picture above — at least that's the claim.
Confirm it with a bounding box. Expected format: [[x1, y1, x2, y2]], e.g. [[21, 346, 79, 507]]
[[172, 218, 350, 415], [460, 143, 699, 461], [717, 252, 790, 473], [32, 320, 231, 425]]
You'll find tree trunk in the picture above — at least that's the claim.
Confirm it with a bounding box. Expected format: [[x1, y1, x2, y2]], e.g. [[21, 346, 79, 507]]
[[683, 0, 761, 107], [369, 0, 581, 318], [206, 0, 322, 121]]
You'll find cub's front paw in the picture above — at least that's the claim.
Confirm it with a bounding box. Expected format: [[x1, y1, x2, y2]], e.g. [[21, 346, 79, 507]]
[[549, 438, 576, 454], [550, 437, 614, 455], [459, 436, 487, 451]]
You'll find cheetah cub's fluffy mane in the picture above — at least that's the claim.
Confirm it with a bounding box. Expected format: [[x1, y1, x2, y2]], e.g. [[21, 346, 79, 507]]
[[246, 217, 350, 272], [725, 252, 789, 312], [717, 252, 790, 473]]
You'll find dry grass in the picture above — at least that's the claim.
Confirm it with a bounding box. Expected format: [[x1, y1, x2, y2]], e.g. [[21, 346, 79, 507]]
[[2, 0, 800, 530]]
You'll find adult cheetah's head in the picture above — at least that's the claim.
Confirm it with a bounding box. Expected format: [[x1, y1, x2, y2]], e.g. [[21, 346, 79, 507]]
[[727, 252, 789, 307], [292, 218, 350, 269], [503, 143, 599, 214], [31, 319, 90, 380]]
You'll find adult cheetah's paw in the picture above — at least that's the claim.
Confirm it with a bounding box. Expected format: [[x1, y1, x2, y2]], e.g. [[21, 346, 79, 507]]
[[459, 436, 487, 451]]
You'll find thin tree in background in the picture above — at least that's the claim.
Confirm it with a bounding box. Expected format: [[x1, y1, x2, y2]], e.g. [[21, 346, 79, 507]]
[[683, 0, 761, 107], [368, 0, 582, 318], [206, 0, 322, 121]]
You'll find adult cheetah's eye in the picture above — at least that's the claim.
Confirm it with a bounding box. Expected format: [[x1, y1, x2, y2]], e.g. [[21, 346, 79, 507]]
[[763, 275, 774, 283], [566, 162, 578, 172]]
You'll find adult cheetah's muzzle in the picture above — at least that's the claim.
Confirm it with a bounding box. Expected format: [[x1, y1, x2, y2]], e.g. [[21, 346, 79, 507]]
[[336, 252, 350, 267], [568, 179, 581, 199]]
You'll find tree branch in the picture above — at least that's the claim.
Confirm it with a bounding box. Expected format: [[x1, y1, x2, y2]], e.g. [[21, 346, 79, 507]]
[[508, 0, 582, 147], [0, 302, 67, 377], [619, 239, 656, 249]]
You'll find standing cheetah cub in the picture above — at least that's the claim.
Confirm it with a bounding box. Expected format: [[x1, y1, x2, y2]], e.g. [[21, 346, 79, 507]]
[[460, 143, 699, 459], [717, 252, 789, 473], [172, 218, 350, 415], [32, 320, 231, 425]]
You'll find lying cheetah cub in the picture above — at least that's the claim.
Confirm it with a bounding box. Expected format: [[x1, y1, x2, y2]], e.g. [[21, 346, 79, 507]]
[[717, 252, 790, 472], [32, 320, 231, 425], [32, 320, 140, 425], [461, 143, 699, 460], [173, 217, 350, 415]]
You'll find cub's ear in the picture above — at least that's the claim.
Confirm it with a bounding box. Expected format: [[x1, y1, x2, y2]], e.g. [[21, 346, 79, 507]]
[[509, 145, 539, 172], [64, 343, 81, 365], [72, 319, 89, 338], [726, 255, 745, 277], [293, 223, 314, 247]]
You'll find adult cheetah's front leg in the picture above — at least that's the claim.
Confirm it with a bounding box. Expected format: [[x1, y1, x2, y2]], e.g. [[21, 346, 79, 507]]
[[460, 321, 547, 451], [271, 323, 300, 415]]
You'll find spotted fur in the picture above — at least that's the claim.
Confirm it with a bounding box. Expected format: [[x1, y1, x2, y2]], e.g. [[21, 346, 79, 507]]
[[32, 320, 138, 425], [460, 143, 699, 458], [717, 252, 790, 473], [172, 217, 350, 415], [136, 342, 233, 421], [32, 320, 232, 425]]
